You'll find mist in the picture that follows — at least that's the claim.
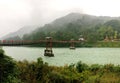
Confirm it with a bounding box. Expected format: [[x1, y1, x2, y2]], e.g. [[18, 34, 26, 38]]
[[0, 0, 120, 37]]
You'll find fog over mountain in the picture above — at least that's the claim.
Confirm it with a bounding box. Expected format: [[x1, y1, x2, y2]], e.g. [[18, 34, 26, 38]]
[[21, 13, 120, 42], [3, 12, 120, 40], [1, 26, 38, 40], [1, 0, 120, 38]]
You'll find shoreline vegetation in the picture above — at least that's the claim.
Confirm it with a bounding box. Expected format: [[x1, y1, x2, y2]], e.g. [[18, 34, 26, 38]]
[[27, 41, 120, 48], [1, 48, 120, 83], [5, 13, 120, 49]]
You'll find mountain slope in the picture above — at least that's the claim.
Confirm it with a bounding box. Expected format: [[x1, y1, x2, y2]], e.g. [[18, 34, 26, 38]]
[[1, 26, 38, 40], [22, 13, 119, 41], [3, 13, 120, 43], [51, 13, 115, 27]]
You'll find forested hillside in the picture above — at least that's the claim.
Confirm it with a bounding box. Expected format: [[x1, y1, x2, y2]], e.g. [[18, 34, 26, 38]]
[[22, 13, 120, 43]]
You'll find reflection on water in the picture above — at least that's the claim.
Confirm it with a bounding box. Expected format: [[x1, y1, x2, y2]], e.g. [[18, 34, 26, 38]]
[[3, 46, 120, 66]]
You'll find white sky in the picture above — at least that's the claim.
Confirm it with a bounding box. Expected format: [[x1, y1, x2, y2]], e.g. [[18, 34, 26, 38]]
[[0, 0, 120, 37]]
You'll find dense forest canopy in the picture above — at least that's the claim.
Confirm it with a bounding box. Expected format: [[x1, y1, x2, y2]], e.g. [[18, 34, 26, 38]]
[[22, 13, 120, 42], [4, 13, 120, 47]]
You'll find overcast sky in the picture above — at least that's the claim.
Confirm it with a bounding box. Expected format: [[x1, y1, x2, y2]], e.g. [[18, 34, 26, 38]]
[[1, 0, 120, 37]]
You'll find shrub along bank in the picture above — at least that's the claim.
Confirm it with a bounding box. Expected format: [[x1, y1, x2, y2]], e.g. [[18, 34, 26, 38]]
[[1, 48, 120, 83]]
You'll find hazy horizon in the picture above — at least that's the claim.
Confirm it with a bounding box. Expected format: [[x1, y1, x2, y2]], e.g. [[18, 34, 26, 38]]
[[1, 0, 120, 37]]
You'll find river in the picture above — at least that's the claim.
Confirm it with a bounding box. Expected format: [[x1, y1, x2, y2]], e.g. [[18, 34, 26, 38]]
[[2, 46, 120, 66]]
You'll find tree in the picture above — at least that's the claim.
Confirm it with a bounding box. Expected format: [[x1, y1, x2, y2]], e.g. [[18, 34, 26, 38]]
[[97, 25, 114, 40], [0, 48, 20, 83], [114, 31, 118, 39]]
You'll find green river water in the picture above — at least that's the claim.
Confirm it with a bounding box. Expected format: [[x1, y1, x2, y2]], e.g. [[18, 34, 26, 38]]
[[3, 47, 120, 66]]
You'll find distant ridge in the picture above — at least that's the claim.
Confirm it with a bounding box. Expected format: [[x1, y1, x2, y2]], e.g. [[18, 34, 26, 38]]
[[2, 12, 120, 41], [1, 26, 38, 40]]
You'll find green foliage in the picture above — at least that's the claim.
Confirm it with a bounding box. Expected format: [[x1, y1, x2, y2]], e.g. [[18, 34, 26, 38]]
[[22, 18, 120, 47], [90, 64, 103, 76], [76, 61, 88, 72], [97, 25, 114, 40], [103, 64, 115, 72], [19, 12, 120, 47], [95, 41, 120, 47], [0, 48, 20, 83], [0, 48, 4, 57], [1, 48, 120, 83]]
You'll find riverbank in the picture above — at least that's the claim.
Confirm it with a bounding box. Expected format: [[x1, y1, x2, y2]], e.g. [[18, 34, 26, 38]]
[[95, 41, 120, 47], [17, 58, 120, 83], [1, 48, 120, 83], [24, 41, 120, 48]]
